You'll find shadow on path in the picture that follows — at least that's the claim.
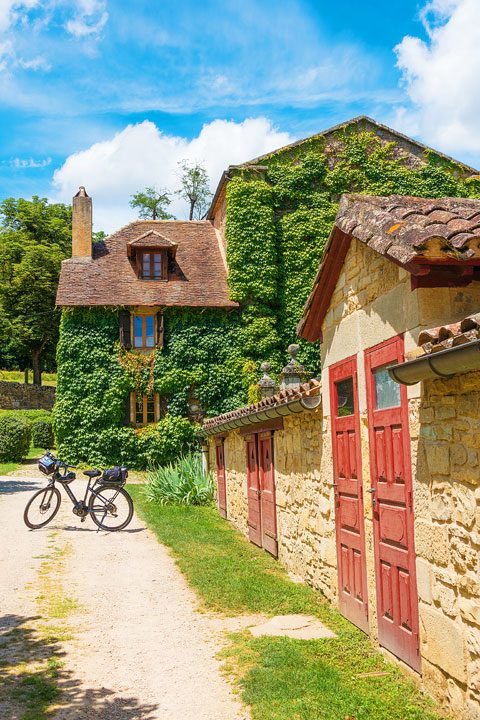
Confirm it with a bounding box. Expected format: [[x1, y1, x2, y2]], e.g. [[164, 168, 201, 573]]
[[0, 479, 40, 494], [0, 613, 159, 720]]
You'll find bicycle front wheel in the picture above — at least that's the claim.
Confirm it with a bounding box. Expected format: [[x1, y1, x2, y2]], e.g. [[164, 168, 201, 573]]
[[88, 485, 133, 531], [24, 486, 61, 529]]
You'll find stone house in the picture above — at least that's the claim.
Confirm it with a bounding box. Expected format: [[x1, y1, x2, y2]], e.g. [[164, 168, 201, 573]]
[[204, 193, 480, 718], [55, 187, 237, 460], [55, 116, 478, 464]]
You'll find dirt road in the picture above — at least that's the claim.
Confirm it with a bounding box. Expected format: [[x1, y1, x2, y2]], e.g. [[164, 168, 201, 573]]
[[0, 469, 246, 720]]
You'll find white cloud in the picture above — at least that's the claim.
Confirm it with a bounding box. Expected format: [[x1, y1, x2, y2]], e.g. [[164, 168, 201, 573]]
[[17, 54, 50, 71], [395, 0, 480, 156], [65, 0, 108, 38], [0, 0, 39, 34], [10, 156, 51, 168], [52, 118, 293, 232]]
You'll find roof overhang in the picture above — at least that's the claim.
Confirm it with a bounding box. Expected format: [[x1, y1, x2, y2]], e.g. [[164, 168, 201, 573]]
[[388, 339, 480, 385], [297, 227, 352, 342], [127, 230, 178, 259], [203, 393, 321, 436]]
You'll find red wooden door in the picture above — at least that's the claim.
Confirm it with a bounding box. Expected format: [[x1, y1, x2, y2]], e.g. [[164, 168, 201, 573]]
[[365, 336, 420, 672], [215, 439, 227, 519], [246, 435, 262, 547], [259, 432, 278, 557], [330, 356, 369, 633]]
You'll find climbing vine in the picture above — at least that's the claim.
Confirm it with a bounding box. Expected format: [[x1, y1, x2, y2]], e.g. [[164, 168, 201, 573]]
[[56, 127, 480, 467], [225, 128, 480, 374]]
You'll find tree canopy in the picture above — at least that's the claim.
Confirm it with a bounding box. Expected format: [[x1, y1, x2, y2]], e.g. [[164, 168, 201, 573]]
[[176, 160, 212, 220], [0, 196, 72, 384], [129, 187, 174, 220]]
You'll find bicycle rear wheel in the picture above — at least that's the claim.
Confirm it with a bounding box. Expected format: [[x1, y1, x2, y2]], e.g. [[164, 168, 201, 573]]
[[88, 485, 133, 531], [24, 486, 61, 529]]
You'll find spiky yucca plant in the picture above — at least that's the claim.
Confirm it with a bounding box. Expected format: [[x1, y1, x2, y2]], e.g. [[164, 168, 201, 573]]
[[145, 453, 214, 506]]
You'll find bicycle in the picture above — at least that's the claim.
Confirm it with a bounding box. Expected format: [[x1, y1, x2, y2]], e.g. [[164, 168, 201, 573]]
[[24, 451, 134, 532]]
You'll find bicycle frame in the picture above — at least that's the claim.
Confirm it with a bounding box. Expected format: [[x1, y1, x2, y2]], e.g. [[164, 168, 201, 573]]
[[48, 474, 122, 515], [53, 475, 94, 507]]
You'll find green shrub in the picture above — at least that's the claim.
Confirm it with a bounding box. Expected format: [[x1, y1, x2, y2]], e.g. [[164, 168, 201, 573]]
[[31, 419, 54, 449], [138, 415, 196, 468], [145, 453, 213, 505], [0, 416, 32, 462]]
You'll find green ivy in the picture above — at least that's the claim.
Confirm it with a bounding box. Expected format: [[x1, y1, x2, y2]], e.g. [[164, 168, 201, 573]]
[[225, 129, 480, 375], [56, 128, 480, 467]]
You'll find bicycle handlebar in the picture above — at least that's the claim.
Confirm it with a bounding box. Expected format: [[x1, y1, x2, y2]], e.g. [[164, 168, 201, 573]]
[[45, 451, 76, 470]]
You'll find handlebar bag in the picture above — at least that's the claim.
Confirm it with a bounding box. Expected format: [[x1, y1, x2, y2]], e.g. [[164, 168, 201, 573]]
[[38, 454, 56, 475]]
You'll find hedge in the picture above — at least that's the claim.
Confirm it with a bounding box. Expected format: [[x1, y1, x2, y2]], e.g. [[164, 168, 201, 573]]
[[0, 416, 32, 462]]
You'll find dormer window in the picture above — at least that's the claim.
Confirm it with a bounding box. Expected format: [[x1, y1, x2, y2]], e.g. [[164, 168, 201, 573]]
[[127, 230, 178, 282], [141, 251, 164, 280]]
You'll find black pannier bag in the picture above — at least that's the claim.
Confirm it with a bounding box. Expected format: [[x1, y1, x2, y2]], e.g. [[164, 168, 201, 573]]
[[38, 454, 56, 475], [100, 466, 128, 484]]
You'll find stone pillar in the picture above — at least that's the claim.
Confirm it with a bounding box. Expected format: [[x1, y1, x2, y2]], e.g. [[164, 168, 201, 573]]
[[72, 186, 92, 258]]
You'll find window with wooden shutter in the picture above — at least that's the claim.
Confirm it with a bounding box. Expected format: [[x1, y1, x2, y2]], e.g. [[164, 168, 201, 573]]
[[119, 310, 131, 349]]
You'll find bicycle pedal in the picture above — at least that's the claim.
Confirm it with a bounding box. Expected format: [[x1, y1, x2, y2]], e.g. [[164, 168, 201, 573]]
[[80, 516, 87, 523]]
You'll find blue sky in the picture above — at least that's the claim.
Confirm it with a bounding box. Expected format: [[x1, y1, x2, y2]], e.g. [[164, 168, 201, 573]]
[[0, 0, 479, 230]]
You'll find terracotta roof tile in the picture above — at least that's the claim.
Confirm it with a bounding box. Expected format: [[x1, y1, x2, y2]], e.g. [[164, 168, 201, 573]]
[[203, 379, 321, 433], [417, 313, 480, 354], [335, 194, 480, 267], [298, 193, 480, 341], [56, 220, 237, 308]]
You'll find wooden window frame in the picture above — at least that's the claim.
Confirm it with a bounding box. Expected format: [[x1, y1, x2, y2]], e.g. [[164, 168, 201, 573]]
[[138, 250, 167, 281], [130, 392, 161, 427], [131, 311, 161, 350]]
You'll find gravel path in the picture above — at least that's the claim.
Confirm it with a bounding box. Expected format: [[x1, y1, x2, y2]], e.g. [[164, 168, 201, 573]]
[[0, 470, 247, 720]]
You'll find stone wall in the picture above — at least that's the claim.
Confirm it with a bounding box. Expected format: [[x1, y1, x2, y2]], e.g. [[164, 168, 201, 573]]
[[320, 238, 480, 718], [209, 410, 335, 595], [414, 372, 480, 717], [209, 237, 480, 719], [0, 381, 55, 411]]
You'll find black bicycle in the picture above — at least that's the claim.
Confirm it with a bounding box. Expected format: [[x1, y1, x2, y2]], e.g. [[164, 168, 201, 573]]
[[24, 451, 134, 531]]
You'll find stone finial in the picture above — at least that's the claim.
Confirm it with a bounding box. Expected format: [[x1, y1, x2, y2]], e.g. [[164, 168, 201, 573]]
[[279, 344, 311, 391], [72, 185, 92, 259], [258, 362, 277, 399]]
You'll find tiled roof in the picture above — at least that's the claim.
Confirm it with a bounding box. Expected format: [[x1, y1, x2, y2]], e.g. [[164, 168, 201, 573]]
[[56, 220, 237, 308], [203, 379, 321, 433], [418, 313, 480, 354], [298, 194, 480, 341], [335, 194, 480, 267], [127, 230, 178, 251]]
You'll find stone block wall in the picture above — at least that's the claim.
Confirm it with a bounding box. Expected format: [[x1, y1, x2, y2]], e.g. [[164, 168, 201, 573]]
[[414, 372, 480, 717], [208, 410, 335, 597], [0, 381, 55, 411]]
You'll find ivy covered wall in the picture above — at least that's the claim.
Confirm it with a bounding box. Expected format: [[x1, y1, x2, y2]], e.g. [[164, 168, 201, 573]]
[[225, 129, 480, 372], [56, 126, 480, 467], [54, 306, 257, 466]]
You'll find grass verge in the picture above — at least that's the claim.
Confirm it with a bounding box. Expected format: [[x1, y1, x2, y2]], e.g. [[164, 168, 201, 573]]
[[0, 447, 48, 476], [130, 487, 445, 720]]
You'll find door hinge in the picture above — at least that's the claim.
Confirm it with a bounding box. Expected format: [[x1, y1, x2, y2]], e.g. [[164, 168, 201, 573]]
[[408, 490, 413, 509]]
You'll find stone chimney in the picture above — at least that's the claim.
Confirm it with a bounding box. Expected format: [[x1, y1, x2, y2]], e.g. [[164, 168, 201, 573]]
[[72, 186, 92, 258]]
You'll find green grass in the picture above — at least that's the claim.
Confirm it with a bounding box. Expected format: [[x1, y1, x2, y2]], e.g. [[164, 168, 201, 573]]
[[0, 447, 46, 476], [130, 487, 445, 720], [0, 370, 57, 386]]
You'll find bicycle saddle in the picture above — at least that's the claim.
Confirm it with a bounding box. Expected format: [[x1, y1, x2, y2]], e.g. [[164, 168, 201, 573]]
[[83, 469, 101, 478]]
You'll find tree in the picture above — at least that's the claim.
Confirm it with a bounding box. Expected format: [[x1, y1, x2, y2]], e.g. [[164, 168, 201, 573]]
[[0, 196, 71, 385], [176, 160, 212, 220], [130, 187, 174, 220]]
